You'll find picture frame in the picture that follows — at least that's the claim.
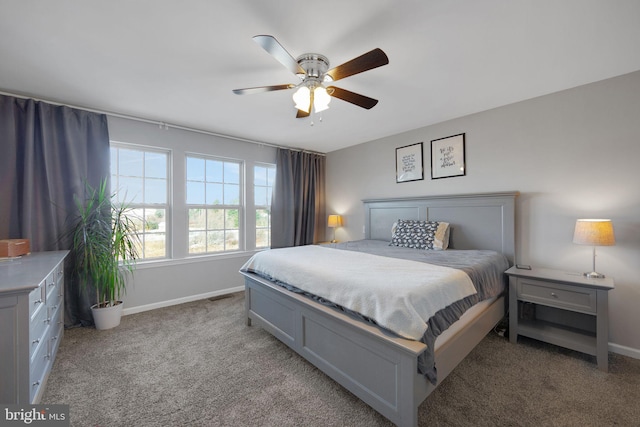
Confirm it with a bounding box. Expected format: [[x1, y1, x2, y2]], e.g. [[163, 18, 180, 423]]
[[431, 133, 466, 179], [396, 142, 424, 183]]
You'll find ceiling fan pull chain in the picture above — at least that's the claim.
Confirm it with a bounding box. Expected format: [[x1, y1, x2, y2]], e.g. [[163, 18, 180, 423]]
[[309, 109, 324, 126]]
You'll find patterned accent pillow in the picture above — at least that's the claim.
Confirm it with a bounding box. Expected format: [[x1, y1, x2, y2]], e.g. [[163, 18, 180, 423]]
[[389, 220, 450, 250]]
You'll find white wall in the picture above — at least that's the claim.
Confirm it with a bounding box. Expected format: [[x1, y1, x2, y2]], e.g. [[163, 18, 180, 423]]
[[326, 71, 640, 356], [107, 116, 276, 314]]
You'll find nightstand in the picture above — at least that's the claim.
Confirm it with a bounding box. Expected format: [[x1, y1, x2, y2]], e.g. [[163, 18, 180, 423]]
[[505, 266, 614, 371]]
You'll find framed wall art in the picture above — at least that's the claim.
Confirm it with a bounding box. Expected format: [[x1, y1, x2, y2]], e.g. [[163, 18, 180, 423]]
[[396, 142, 424, 183], [431, 133, 466, 179]]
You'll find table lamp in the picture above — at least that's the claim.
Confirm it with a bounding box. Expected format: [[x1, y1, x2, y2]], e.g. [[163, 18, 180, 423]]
[[572, 219, 615, 278], [327, 214, 343, 243]]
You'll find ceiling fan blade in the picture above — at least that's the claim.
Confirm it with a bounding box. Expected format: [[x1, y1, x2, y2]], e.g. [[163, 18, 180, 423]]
[[296, 109, 310, 118], [326, 48, 389, 82], [253, 35, 305, 76], [232, 84, 294, 95], [327, 86, 379, 109]]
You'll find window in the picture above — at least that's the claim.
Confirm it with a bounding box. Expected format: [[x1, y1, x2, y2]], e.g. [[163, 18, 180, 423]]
[[110, 145, 169, 260], [111, 141, 273, 261], [186, 155, 242, 254], [254, 164, 275, 248]]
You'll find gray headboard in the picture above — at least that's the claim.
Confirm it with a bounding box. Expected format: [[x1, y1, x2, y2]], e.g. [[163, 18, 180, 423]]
[[362, 192, 518, 264]]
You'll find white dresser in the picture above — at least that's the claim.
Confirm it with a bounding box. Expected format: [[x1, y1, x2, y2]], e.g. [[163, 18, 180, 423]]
[[0, 251, 68, 404]]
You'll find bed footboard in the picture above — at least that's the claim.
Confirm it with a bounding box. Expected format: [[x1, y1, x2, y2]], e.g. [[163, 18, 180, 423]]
[[244, 273, 428, 426], [244, 271, 507, 427]]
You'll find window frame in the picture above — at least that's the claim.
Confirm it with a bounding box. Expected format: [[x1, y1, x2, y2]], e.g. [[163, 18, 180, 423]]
[[253, 163, 276, 249], [185, 153, 244, 255], [110, 141, 171, 262]]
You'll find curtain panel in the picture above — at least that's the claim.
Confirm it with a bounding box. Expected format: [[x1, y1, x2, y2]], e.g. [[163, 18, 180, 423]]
[[0, 94, 110, 326], [271, 148, 326, 248]]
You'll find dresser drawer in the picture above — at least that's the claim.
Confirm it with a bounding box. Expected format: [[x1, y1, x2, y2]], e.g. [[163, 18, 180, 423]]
[[29, 332, 51, 403], [517, 278, 597, 314], [29, 305, 49, 361], [49, 316, 64, 362], [47, 285, 61, 314], [45, 264, 63, 300], [29, 284, 46, 319], [50, 302, 64, 335]]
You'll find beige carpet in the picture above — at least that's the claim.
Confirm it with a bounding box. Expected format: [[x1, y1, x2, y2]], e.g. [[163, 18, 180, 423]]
[[42, 292, 640, 426]]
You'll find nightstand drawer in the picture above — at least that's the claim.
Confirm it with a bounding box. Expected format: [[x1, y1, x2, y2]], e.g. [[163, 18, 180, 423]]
[[517, 279, 597, 314]]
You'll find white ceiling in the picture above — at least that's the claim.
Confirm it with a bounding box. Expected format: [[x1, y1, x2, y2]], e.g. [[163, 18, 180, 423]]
[[1, 1, 639, 153]]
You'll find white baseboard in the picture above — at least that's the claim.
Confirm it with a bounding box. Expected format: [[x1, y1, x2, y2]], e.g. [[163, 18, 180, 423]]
[[121, 286, 245, 316], [609, 342, 640, 360]]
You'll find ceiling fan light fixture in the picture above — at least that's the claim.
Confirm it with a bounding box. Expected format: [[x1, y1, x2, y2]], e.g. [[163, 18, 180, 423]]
[[292, 86, 311, 113], [293, 83, 331, 114], [313, 86, 331, 112]]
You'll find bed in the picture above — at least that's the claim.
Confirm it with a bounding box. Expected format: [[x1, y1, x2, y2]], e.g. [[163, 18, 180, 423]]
[[239, 192, 518, 426]]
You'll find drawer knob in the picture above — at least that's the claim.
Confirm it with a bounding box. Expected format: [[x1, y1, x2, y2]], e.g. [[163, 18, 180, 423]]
[[34, 299, 42, 305], [32, 381, 40, 387], [32, 339, 40, 344], [550, 292, 558, 298]]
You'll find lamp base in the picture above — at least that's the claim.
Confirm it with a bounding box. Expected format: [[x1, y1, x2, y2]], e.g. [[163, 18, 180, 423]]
[[584, 271, 605, 279]]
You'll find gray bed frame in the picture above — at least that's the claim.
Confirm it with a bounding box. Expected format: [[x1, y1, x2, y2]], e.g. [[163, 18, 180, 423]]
[[240, 192, 518, 426]]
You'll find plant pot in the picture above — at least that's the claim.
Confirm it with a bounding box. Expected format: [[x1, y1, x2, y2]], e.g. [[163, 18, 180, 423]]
[[91, 301, 123, 330]]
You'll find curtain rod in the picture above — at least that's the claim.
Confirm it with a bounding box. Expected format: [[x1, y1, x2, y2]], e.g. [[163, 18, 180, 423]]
[[0, 89, 326, 156]]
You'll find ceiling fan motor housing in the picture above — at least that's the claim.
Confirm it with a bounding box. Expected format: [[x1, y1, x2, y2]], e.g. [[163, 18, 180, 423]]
[[296, 53, 330, 80]]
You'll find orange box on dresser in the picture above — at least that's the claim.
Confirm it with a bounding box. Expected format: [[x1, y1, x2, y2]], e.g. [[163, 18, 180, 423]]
[[0, 239, 31, 257]]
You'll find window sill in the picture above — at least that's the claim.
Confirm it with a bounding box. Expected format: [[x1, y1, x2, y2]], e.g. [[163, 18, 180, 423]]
[[133, 249, 265, 270]]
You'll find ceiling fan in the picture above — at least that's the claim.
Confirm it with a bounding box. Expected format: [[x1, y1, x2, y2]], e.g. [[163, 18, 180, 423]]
[[232, 35, 389, 118]]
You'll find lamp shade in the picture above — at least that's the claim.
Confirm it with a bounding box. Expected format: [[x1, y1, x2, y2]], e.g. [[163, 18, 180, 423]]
[[573, 219, 615, 246], [313, 86, 331, 112], [293, 86, 311, 113], [327, 214, 343, 228]]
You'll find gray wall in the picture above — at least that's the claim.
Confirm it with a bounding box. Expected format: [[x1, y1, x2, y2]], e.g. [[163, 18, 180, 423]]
[[326, 71, 640, 356], [107, 116, 276, 314]]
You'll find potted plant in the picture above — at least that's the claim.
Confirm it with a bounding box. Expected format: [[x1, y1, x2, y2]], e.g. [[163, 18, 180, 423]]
[[68, 179, 139, 330]]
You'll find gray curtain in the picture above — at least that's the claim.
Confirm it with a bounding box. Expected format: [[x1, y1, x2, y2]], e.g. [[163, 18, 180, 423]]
[[271, 148, 326, 248], [0, 94, 110, 327]]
